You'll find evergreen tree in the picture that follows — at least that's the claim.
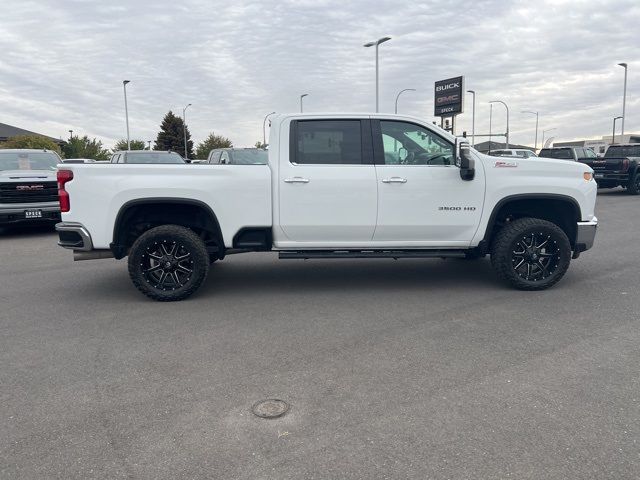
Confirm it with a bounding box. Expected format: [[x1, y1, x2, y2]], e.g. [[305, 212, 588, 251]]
[[63, 135, 110, 160], [154, 111, 193, 158], [195, 132, 233, 159]]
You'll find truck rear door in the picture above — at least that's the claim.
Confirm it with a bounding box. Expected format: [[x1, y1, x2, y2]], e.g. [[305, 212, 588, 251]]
[[277, 119, 377, 245]]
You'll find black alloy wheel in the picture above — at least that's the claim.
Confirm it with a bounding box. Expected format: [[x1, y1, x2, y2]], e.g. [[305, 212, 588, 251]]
[[491, 217, 572, 290], [128, 225, 209, 301], [511, 232, 560, 282]]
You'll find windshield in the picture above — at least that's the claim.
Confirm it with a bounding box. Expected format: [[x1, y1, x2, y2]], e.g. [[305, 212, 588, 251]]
[[0, 151, 59, 171], [229, 149, 268, 165], [539, 148, 572, 160], [605, 145, 640, 157], [125, 152, 184, 164]]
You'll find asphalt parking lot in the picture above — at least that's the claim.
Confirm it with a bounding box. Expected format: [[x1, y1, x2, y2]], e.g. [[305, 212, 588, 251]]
[[1, 189, 639, 480]]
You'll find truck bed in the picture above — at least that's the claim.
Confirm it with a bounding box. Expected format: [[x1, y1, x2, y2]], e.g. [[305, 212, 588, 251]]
[[60, 163, 272, 249]]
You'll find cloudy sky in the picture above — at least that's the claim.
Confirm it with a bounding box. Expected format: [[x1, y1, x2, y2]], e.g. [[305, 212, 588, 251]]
[[1, 0, 638, 150]]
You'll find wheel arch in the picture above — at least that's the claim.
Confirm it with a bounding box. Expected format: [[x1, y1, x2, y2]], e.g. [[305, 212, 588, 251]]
[[481, 194, 582, 251], [111, 198, 224, 259]]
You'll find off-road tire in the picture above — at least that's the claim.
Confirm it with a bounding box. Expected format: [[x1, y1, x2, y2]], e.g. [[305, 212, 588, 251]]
[[627, 173, 640, 195], [128, 225, 209, 301], [491, 218, 571, 291]]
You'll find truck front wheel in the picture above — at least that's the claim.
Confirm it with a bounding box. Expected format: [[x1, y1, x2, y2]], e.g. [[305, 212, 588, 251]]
[[128, 225, 209, 301], [628, 173, 640, 195], [491, 218, 571, 290]]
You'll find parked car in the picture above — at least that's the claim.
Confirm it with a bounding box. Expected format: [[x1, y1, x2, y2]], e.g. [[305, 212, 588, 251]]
[[207, 148, 268, 165], [539, 147, 598, 162], [0, 149, 62, 226], [490, 149, 538, 158], [110, 150, 185, 164], [578, 143, 640, 194], [55, 113, 598, 301]]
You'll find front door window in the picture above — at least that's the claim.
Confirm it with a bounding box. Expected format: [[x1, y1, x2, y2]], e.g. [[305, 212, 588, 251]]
[[380, 121, 454, 166]]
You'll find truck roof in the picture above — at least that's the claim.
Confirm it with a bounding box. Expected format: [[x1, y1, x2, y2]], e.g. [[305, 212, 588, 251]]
[[271, 113, 457, 142]]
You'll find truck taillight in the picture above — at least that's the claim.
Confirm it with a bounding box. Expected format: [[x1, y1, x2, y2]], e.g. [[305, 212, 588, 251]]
[[57, 170, 73, 212]]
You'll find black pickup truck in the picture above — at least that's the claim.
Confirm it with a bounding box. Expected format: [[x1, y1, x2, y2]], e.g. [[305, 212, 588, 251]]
[[578, 144, 640, 195]]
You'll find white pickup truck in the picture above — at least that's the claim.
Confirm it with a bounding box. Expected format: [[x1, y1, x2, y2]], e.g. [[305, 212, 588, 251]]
[[55, 114, 598, 301]]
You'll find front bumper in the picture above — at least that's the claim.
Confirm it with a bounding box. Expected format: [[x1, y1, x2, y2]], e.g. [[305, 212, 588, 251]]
[[575, 217, 598, 253], [55, 222, 94, 251], [0, 204, 60, 225]]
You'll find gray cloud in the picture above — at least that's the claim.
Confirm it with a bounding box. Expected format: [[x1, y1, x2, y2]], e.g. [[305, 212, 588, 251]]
[[0, 0, 638, 149]]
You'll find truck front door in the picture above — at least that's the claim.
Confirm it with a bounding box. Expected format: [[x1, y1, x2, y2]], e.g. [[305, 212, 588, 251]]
[[371, 120, 485, 246], [277, 119, 377, 246]]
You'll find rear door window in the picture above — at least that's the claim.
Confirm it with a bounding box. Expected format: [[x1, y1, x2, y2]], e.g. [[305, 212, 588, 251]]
[[293, 120, 363, 165]]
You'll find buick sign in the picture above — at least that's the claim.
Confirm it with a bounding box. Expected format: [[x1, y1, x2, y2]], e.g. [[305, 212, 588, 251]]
[[434, 76, 464, 117]]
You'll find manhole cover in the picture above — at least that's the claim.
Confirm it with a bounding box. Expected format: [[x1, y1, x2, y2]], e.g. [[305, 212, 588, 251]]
[[251, 399, 289, 419]]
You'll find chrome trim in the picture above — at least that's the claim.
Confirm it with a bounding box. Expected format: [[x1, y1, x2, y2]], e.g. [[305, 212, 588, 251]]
[[55, 222, 94, 251], [575, 216, 598, 252]]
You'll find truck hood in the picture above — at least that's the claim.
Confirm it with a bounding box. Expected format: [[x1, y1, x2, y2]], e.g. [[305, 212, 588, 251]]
[[0, 169, 57, 181]]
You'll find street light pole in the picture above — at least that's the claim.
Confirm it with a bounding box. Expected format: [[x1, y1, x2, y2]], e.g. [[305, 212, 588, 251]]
[[541, 128, 557, 149], [488, 104, 493, 154], [263, 111, 276, 146], [394, 88, 416, 114], [364, 36, 391, 113], [182, 103, 192, 160], [612, 116, 623, 145], [522, 110, 539, 152], [122, 80, 131, 150], [618, 63, 628, 135], [489, 100, 509, 149], [299, 94, 308, 113], [467, 90, 476, 146]]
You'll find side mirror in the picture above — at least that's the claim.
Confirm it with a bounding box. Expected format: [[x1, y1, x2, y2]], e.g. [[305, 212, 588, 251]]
[[455, 138, 475, 181]]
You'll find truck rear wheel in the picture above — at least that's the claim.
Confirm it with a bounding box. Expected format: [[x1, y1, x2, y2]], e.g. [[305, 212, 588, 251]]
[[491, 218, 571, 291], [128, 225, 209, 301], [628, 173, 640, 195]]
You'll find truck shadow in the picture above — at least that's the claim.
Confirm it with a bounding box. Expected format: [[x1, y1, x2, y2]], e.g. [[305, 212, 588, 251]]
[[597, 188, 629, 196], [203, 256, 503, 296]]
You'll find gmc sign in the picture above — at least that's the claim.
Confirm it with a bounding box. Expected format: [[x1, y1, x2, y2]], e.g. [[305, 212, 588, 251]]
[[434, 76, 464, 117]]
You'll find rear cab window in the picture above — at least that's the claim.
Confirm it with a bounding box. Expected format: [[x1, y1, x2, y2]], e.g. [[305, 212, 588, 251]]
[[605, 145, 640, 157], [291, 120, 366, 165], [539, 148, 573, 160]]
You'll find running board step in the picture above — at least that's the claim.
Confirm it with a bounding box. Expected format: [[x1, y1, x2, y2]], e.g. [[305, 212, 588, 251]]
[[278, 250, 467, 259]]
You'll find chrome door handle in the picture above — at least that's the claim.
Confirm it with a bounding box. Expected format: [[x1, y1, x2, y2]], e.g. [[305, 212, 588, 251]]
[[382, 177, 407, 184], [284, 177, 310, 183]]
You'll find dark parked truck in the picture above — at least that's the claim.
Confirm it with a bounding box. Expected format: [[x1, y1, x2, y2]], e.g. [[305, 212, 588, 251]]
[[579, 144, 640, 194], [0, 149, 62, 226]]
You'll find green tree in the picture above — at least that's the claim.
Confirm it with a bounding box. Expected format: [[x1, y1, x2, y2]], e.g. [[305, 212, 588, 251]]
[[1, 135, 62, 154], [254, 141, 266, 149], [113, 139, 147, 151], [195, 132, 233, 159], [63, 135, 110, 160], [154, 111, 193, 158]]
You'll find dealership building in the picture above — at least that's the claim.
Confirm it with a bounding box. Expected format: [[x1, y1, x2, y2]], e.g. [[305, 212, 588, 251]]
[[554, 134, 640, 156], [0, 122, 65, 146]]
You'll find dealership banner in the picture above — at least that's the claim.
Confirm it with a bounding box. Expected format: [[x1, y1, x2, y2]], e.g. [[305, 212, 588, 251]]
[[434, 76, 464, 117]]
